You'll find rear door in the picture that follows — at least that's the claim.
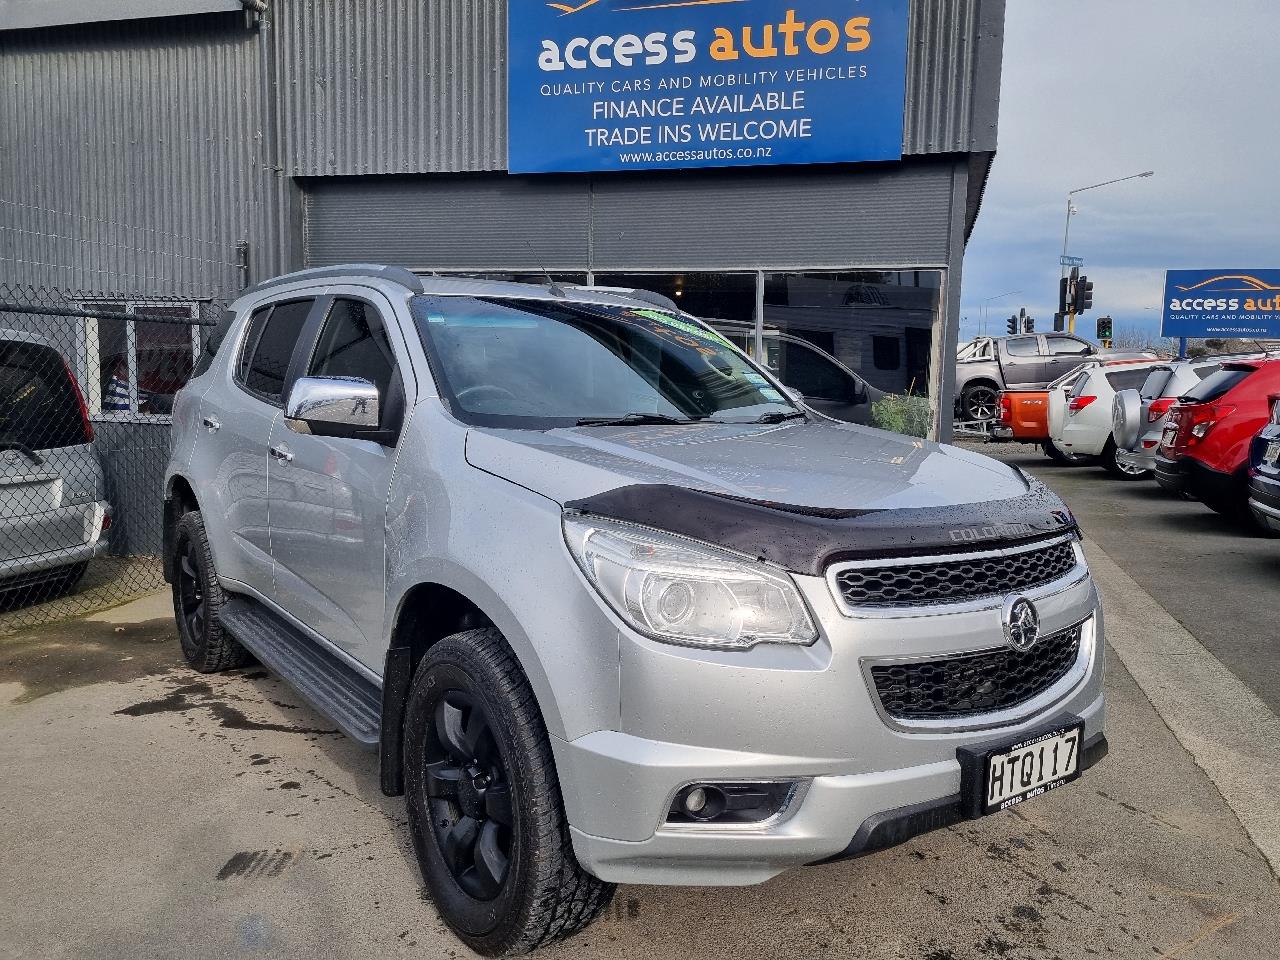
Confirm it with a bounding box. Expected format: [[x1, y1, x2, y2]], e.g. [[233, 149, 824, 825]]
[[194, 298, 317, 598], [266, 291, 410, 668], [1000, 336, 1044, 386]]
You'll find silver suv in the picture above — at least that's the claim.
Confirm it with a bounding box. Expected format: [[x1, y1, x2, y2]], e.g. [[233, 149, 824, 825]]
[[165, 266, 1107, 956]]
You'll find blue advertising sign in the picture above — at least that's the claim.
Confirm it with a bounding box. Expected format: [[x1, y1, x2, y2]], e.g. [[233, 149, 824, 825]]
[[507, 0, 909, 174], [1162, 270, 1280, 338]]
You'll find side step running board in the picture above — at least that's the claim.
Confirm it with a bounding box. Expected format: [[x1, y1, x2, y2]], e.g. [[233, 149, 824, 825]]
[[220, 596, 381, 748]]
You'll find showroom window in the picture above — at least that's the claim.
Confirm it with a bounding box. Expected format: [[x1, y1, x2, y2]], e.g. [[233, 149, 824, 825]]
[[78, 301, 200, 419]]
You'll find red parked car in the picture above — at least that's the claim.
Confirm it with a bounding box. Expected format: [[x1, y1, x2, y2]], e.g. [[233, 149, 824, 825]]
[[1154, 359, 1280, 525]]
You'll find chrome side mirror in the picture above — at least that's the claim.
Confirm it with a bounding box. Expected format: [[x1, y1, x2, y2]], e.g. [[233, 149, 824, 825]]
[[285, 376, 381, 439]]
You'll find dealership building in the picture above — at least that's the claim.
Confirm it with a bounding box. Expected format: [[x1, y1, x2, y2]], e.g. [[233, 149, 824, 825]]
[[1, 0, 1005, 440]]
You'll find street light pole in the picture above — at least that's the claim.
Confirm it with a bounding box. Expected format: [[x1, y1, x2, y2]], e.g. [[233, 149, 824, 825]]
[[1058, 170, 1154, 334], [1059, 170, 1155, 279]]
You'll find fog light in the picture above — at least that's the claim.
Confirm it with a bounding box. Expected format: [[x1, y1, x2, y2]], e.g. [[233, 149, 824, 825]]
[[683, 787, 708, 814], [667, 781, 801, 826]]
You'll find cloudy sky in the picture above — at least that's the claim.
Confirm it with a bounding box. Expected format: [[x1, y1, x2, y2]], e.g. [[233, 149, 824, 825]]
[[959, 0, 1280, 344]]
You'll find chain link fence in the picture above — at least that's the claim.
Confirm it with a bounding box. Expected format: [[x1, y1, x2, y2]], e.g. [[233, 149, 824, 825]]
[[0, 284, 223, 632]]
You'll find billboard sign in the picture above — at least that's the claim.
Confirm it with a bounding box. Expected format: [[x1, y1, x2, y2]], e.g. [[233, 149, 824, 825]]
[[1162, 270, 1280, 338], [507, 0, 909, 174]]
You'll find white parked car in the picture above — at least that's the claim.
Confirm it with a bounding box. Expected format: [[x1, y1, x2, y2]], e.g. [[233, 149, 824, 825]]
[[1048, 359, 1165, 479]]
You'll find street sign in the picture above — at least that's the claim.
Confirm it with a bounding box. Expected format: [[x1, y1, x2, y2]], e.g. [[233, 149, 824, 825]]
[[1060, 255, 1085, 268], [507, 0, 910, 174], [1162, 270, 1280, 338]]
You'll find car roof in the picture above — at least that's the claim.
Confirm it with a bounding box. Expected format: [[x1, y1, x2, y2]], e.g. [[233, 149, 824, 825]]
[[234, 264, 681, 314], [0, 327, 52, 348]]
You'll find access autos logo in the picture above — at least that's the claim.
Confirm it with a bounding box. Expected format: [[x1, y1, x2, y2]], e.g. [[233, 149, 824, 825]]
[[1168, 274, 1280, 314], [534, 0, 877, 71]]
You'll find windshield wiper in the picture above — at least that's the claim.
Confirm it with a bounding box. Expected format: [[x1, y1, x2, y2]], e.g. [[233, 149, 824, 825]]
[[0, 439, 45, 466], [752, 410, 807, 424], [575, 413, 703, 427]]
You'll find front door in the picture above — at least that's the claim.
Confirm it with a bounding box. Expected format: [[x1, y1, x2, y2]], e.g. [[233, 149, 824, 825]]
[[267, 293, 408, 670]]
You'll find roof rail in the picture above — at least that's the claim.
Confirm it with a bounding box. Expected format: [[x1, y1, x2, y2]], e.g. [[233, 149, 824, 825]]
[[242, 264, 426, 297], [563, 284, 682, 313]]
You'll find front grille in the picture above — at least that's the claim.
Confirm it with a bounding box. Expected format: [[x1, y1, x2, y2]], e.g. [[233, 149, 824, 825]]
[[869, 624, 1083, 721], [832, 538, 1078, 609]]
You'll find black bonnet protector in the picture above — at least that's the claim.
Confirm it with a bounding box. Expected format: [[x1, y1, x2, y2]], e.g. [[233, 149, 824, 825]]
[[564, 482, 1076, 577]]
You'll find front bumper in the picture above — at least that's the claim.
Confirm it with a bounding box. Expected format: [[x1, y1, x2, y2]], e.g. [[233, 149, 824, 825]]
[[1248, 472, 1280, 532], [556, 564, 1106, 886]]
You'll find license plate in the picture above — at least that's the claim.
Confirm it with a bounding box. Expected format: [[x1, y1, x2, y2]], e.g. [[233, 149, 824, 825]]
[[1161, 424, 1178, 450], [1265, 441, 1280, 466], [958, 719, 1085, 816]]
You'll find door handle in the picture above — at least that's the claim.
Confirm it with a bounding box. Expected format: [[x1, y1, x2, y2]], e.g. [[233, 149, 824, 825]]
[[202, 415, 221, 432], [269, 444, 293, 463]]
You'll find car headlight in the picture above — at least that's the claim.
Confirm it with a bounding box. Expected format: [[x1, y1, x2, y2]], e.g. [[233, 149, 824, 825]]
[[562, 514, 818, 650]]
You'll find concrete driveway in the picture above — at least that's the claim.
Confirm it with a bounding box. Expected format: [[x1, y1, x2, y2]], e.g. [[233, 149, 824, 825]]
[[2, 579, 1278, 959]]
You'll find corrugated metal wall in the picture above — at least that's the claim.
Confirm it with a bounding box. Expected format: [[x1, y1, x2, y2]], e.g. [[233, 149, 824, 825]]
[[0, 12, 287, 299], [278, 0, 1002, 178], [305, 160, 957, 272]]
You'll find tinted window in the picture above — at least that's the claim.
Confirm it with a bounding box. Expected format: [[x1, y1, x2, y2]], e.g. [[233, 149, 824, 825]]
[[307, 299, 396, 401], [1048, 337, 1092, 356], [1106, 368, 1152, 392], [1139, 368, 1172, 398], [777, 340, 852, 401], [872, 335, 901, 371], [236, 306, 272, 383], [1182, 367, 1253, 403], [243, 300, 313, 401], [0, 341, 90, 450], [1005, 337, 1039, 357]]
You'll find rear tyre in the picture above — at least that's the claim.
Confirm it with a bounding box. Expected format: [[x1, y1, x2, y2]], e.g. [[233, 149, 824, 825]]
[[1101, 437, 1150, 481], [1041, 439, 1083, 464], [171, 511, 249, 673], [961, 383, 999, 422], [50, 561, 89, 596], [404, 628, 614, 956]]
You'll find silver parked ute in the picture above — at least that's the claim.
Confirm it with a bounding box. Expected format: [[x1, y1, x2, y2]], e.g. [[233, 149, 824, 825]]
[[164, 266, 1107, 956]]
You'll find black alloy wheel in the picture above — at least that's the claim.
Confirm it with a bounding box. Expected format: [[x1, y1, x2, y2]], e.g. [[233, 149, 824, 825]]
[[176, 537, 207, 644], [170, 511, 248, 673], [962, 384, 999, 422], [423, 689, 514, 900]]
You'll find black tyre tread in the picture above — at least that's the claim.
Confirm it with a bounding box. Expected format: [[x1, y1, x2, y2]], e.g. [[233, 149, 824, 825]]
[[961, 383, 998, 421], [173, 511, 249, 673], [409, 628, 614, 956], [1101, 437, 1149, 480]]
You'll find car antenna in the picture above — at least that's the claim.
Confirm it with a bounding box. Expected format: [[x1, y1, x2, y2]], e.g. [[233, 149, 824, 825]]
[[524, 241, 565, 298]]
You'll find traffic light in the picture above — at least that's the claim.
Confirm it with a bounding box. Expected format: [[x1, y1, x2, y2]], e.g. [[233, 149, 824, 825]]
[[1072, 275, 1094, 314], [1058, 277, 1070, 316], [1053, 313, 1065, 332], [1024, 317, 1035, 333], [1096, 315, 1113, 340], [1006, 315, 1018, 334]]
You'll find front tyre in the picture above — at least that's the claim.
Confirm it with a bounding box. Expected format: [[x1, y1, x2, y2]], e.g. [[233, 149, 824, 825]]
[[404, 628, 614, 956]]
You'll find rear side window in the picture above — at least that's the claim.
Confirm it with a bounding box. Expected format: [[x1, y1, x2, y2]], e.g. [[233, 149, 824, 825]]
[[1005, 337, 1038, 357], [240, 300, 314, 402], [1182, 367, 1252, 403], [1139, 368, 1171, 398], [1105, 368, 1151, 392], [1049, 338, 1092, 356], [0, 340, 91, 450]]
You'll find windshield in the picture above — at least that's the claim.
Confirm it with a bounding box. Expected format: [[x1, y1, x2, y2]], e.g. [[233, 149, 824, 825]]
[[410, 295, 799, 428]]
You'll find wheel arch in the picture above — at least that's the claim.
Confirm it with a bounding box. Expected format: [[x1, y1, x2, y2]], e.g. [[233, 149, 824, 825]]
[[380, 579, 555, 799], [162, 474, 200, 584]]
